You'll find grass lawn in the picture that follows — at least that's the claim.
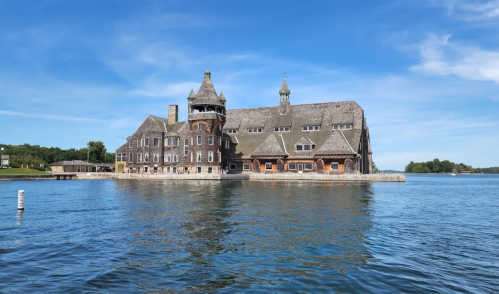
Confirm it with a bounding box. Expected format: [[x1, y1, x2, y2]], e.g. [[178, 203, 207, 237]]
[[0, 168, 51, 175]]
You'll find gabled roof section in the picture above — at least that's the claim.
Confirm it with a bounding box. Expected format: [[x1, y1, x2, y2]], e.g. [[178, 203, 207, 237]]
[[295, 137, 314, 145], [148, 115, 170, 132], [252, 133, 288, 156], [315, 131, 357, 155]]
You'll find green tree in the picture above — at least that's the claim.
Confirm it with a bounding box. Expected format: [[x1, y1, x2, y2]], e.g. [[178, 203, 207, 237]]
[[87, 141, 106, 163], [432, 158, 442, 173], [405, 161, 415, 173]]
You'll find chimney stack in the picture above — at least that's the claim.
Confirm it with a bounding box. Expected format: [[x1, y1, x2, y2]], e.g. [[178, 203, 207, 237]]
[[168, 105, 178, 125]]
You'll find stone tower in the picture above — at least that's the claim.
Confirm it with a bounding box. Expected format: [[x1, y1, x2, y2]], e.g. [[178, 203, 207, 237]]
[[186, 70, 226, 174]]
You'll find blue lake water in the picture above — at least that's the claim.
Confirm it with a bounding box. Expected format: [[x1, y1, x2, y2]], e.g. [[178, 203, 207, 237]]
[[1, 175, 498, 293]]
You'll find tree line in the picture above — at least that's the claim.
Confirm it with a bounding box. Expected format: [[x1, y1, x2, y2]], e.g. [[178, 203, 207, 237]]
[[0, 141, 115, 169], [405, 158, 499, 174]]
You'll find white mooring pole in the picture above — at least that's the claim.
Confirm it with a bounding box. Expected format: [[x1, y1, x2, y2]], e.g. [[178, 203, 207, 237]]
[[18, 190, 24, 210]]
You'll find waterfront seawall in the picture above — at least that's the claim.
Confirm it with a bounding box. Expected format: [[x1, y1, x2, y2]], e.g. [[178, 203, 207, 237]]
[[84, 172, 405, 182]]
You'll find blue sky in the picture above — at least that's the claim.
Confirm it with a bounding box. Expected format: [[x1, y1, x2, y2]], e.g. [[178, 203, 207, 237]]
[[1, 0, 499, 170]]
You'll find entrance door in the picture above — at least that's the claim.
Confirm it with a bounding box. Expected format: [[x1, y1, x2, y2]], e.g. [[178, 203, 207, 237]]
[[298, 164, 303, 172]]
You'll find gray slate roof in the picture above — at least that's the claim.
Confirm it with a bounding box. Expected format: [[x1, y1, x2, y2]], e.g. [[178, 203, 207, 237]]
[[225, 101, 364, 158]]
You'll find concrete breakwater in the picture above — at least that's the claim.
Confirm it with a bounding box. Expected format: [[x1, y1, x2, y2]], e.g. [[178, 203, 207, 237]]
[[0, 175, 57, 181], [85, 172, 406, 182]]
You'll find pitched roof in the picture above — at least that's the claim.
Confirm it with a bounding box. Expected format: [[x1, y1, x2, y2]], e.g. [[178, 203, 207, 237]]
[[252, 133, 288, 156], [315, 131, 357, 155], [225, 102, 364, 158]]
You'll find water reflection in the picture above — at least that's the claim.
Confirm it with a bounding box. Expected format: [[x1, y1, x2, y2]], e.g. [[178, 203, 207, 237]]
[[111, 180, 375, 292], [16, 210, 24, 226]]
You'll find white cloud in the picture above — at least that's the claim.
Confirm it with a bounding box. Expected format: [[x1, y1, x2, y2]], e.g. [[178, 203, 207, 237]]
[[411, 34, 499, 83], [0, 109, 100, 123], [435, 0, 499, 18]]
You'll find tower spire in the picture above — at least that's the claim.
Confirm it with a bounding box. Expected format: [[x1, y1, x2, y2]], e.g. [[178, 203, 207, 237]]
[[278, 71, 291, 114]]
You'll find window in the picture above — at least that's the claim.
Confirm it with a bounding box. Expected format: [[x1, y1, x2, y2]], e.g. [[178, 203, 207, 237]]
[[265, 162, 272, 170], [224, 140, 230, 149], [208, 167, 213, 174], [144, 153, 149, 162], [208, 135, 213, 145], [229, 164, 236, 170], [129, 141, 133, 148], [153, 153, 159, 163], [116, 154, 123, 162], [305, 163, 313, 170], [198, 123, 201, 130], [197, 166, 201, 173], [248, 128, 263, 133], [219, 137, 222, 145], [137, 139, 142, 148], [288, 163, 296, 170], [137, 153, 142, 162], [302, 125, 320, 131], [333, 124, 352, 130], [296, 144, 311, 151], [165, 153, 171, 162], [208, 151, 213, 162], [197, 152, 201, 162], [173, 154, 178, 163], [153, 138, 160, 147], [331, 162, 339, 170], [274, 126, 290, 132], [225, 129, 238, 134], [173, 167, 177, 173], [184, 145, 188, 156], [197, 136, 202, 145], [166, 137, 179, 146], [166, 166, 170, 173], [129, 154, 133, 163], [145, 138, 149, 146], [243, 163, 250, 170], [189, 124, 192, 131]]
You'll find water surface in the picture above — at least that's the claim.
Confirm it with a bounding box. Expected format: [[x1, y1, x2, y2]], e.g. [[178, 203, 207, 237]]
[[1, 175, 498, 293]]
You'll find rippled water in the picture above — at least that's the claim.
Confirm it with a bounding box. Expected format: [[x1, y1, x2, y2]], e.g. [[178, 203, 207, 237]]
[[1, 175, 498, 293]]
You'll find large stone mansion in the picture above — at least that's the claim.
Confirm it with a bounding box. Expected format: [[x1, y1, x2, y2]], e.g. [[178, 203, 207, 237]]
[[115, 71, 373, 174]]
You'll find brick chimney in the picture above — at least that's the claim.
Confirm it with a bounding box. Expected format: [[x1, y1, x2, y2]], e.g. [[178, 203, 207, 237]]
[[168, 105, 178, 125]]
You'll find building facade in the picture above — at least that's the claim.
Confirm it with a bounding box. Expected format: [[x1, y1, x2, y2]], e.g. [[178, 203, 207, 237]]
[[115, 71, 373, 174]]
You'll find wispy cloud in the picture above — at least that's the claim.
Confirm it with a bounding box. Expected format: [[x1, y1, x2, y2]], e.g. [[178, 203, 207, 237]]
[[411, 34, 499, 83], [0, 110, 100, 123], [434, 0, 499, 19]]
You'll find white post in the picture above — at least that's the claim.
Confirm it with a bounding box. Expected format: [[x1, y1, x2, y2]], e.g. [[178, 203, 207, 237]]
[[18, 190, 24, 210]]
